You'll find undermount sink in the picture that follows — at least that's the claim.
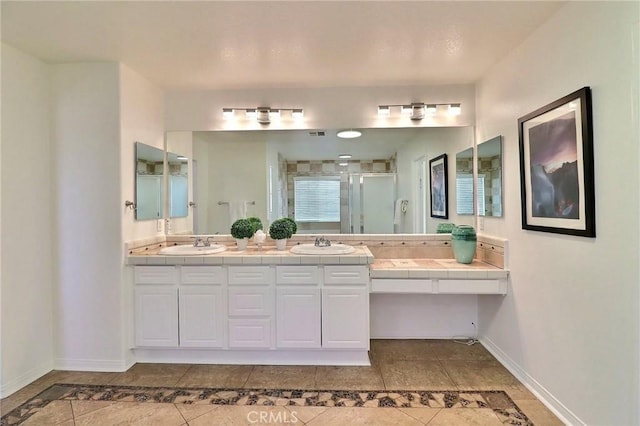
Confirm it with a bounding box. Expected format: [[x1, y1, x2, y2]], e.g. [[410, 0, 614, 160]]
[[159, 244, 227, 256], [289, 243, 356, 255]]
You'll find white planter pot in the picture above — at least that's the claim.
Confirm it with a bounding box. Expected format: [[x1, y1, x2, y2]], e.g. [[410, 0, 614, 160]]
[[236, 238, 249, 251], [275, 239, 287, 251]]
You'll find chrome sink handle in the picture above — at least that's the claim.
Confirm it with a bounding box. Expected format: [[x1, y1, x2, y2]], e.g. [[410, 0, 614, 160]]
[[314, 236, 332, 247], [192, 237, 204, 247]]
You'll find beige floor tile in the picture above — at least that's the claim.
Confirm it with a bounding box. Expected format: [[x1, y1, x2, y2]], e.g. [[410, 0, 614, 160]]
[[109, 363, 191, 387], [429, 340, 497, 362], [307, 407, 423, 425], [188, 405, 292, 426], [243, 366, 317, 389], [51, 370, 120, 385], [315, 366, 384, 390], [440, 360, 521, 388], [427, 407, 504, 425], [397, 407, 441, 424], [284, 406, 329, 424], [370, 339, 440, 361], [380, 360, 456, 390], [1, 370, 63, 413], [71, 400, 120, 417], [515, 399, 565, 426], [175, 364, 254, 388], [21, 400, 74, 425], [74, 401, 185, 426], [174, 403, 218, 421]]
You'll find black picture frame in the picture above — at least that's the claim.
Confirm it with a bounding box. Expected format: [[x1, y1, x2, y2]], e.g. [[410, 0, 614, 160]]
[[518, 86, 595, 237], [429, 153, 448, 219]]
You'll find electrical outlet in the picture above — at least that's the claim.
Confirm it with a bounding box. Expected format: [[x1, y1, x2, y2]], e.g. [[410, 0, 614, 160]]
[[157, 219, 163, 232], [165, 218, 171, 232], [478, 216, 485, 231]]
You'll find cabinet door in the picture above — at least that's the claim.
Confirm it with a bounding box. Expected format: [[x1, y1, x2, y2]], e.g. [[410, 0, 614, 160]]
[[276, 288, 321, 348], [228, 319, 272, 348], [135, 286, 178, 347], [322, 287, 369, 349], [179, 286, 225, 348]]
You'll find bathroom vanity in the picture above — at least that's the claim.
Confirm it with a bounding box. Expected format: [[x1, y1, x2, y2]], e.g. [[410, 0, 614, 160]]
[[127, 234, 508, 365]]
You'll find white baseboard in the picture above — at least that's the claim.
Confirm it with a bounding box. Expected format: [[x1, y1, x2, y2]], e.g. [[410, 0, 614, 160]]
[[480, 336, 583, 426], [54, 358, 133, 372], [0, 360, 54, 399]]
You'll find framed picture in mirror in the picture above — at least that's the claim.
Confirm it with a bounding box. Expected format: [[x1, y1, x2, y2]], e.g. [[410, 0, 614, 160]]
[[518, 87, 595, 237], [429, 154, 448, 219]]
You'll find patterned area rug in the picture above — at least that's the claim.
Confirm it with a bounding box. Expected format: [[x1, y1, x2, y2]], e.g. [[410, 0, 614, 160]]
[[1, 384, 532, 425]]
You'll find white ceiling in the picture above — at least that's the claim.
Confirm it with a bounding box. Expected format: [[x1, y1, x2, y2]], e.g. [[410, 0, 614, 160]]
[[1, 1, 566, 91]]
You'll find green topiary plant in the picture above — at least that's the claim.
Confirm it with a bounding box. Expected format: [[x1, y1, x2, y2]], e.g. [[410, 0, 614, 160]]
[[281, 217, 297, 235], [231, 218, 254, 239], [247, 217, 263, 234], [269, 218, 293, 240]]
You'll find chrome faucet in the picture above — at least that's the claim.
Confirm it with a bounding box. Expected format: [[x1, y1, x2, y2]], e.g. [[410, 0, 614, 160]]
[[193, 237, 212, 247], [314, 236, 331, 247]]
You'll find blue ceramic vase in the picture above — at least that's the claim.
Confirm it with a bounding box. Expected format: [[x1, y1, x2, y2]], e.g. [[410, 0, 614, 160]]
[[451, 225, 477, 264]]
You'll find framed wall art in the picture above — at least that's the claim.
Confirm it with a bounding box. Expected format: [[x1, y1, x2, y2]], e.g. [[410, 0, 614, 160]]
[[518, 86, 595, 237], [429, 153, 448, 219]]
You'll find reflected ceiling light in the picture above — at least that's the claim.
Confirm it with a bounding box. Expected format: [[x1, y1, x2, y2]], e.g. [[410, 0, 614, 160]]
[[337, 129, 362, 139], [377, 102, 462, 120], [339, 162, 349, 167], [338, 154, 352, 159], [378, 105, 390, 117], [448, 103, 462, 115], [222, 107, 304, 124]]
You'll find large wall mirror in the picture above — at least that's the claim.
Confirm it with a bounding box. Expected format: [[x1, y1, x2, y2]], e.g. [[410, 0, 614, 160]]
[[167, 151, 189, 218], [477, 135, 503, 217], [455, 147, 474, 215], [166, 126, 473, 235], [135, 142, 164, 220]]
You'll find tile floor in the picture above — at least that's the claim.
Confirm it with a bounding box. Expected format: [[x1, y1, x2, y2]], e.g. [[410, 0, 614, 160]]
[[1, 340, 563, 425]]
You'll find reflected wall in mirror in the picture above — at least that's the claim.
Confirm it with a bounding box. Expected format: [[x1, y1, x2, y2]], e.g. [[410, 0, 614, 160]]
[[169, 126, 473, 235], [135, 142, 164, 220], [167, 152, 188, 218], [455, 147, 474, 215], [477, 135, 503, 217]]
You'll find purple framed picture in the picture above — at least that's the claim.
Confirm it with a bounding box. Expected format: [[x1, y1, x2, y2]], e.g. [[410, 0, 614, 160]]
[[518, 87, 595, 237]]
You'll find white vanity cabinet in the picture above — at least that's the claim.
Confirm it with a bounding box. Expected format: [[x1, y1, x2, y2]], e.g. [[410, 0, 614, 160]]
[[322, 266, 370, 349], [134, 266, 179, 347], [178, 266, 226, 348], [276, 266, 321, 348], [227, 266, 275, 349]]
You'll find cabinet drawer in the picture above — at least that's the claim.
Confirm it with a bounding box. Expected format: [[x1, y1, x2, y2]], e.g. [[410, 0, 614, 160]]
[[324, 265, 369, 285], [436, 279, 503, 294], [228, 287, 273, 316], [228, 266, 273, 285], [276, 266, 319, 285], [135, 266, 177, 285], [181, 266, 225, 285], [228, 319, 272, 348]]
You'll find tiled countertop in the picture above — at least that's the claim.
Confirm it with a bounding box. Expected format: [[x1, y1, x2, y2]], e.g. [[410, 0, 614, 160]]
[[370, 258, 509, 279], [127, 244, 375, 266]]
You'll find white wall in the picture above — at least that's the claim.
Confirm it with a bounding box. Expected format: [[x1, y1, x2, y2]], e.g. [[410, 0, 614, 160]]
[[120, 64, 165, 242], [51, 62, 127, 371], [192, 132, 268, 234], [395, 127, 475, 233], [0, 44, 55, 397], [475, 3, 639, 425]]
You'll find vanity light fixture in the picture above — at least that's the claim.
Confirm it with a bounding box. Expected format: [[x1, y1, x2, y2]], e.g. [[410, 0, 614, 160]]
[[378, 102, 462, 120], [338, 154, 352, 159], [222, 107, 304, 123], [337, 129, 362, 139], [339, 162, 349, 167]]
